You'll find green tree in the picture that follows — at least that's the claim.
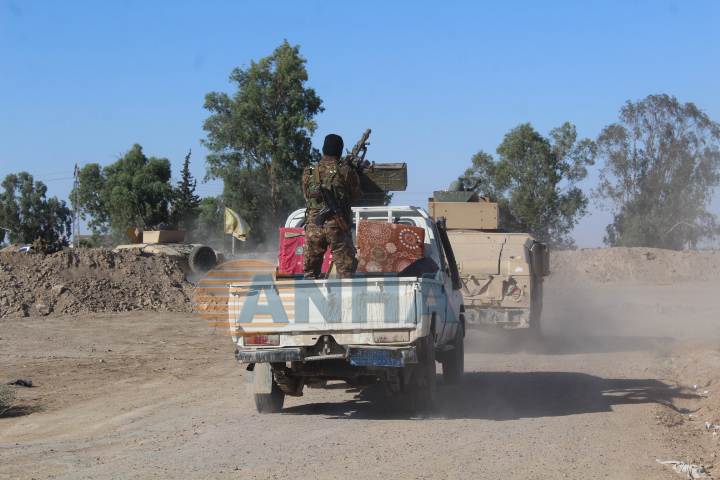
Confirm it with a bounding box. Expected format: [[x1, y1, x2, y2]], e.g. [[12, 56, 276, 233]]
[[201, 40, 323, 244], [169, 149, 201, 231], [460, 122, 596, 249], [0, 172, 72, 244], [74, 144, 174, 242], [594, 94, 720, 249], [190, 195, 225, 249]]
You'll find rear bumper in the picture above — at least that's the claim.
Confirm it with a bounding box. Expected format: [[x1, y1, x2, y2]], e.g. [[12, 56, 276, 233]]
[[235, 345, 418, 364], [464, 306, 531, 328], [235, 347, 305, 363]]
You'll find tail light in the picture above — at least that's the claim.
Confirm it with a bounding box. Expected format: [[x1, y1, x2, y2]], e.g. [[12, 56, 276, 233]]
[[244, 334, 280, 346], [509, 286, 523, 301]]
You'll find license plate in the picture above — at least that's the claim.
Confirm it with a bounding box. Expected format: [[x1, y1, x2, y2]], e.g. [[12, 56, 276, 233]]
[[349, 349, 404, 367]]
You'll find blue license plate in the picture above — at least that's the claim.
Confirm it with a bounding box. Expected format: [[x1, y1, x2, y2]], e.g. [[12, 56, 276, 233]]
[[349, 349, 404, 367]]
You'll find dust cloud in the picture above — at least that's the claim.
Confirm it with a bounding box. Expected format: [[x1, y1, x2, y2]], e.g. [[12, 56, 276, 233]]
[[466, 248, 720, 355], [459, 248, 720, 428]]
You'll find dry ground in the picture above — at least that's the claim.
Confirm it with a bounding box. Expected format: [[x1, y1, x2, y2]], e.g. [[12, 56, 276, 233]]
[[1, 249, 720, 479]]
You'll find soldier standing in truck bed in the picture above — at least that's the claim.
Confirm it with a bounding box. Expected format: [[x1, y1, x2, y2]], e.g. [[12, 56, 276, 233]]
[[302, 134, 362, 279]]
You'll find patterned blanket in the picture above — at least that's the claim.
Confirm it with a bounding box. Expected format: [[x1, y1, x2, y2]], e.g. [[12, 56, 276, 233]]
[[355, 220, 425, 273]]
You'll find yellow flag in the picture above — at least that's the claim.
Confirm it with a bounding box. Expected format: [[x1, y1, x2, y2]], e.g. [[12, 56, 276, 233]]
[[224, 207, 250, 241]]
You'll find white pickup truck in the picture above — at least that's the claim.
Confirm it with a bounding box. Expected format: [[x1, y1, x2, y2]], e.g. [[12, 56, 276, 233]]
[[199, 206, 465, 415]]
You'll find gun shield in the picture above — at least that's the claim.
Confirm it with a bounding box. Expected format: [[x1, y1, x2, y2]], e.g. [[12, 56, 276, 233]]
[[359, 163, 408, 193]]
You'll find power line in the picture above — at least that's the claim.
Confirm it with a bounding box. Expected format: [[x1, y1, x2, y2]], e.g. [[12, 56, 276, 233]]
[[30, 171, 74, 177]]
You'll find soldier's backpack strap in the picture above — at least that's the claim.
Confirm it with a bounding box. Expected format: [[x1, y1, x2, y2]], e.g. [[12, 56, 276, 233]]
[[321, 164, 341, 188], [306, 165, 323, 211], [307, 163, 343, 211]]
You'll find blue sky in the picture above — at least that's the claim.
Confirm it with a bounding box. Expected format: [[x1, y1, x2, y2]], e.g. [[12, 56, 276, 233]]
[[1, 0, 719, 247]]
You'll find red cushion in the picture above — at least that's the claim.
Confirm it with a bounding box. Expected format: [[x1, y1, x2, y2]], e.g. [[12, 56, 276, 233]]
[[277, 227, 333, 274]]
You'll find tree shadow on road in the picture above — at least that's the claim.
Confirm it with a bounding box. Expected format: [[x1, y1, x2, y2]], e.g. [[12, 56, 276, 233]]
[[0, 404, 42, 419], [280, 370, 694, 421], [436, 371, 695, 420]]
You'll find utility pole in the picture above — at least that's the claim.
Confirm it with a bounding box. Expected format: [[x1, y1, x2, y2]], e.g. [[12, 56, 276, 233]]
[[73, 163, 80, 248]]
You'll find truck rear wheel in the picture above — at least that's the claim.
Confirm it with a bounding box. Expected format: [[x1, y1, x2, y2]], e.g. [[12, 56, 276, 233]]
[[253, 380, 285, 414], [408, 336, 437, 415], [442, 323, 464, 384], [188, 245, 217, 274]]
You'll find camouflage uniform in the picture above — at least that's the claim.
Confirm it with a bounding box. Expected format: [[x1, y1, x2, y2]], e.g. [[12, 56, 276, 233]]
[[302, 155, 361, 278]]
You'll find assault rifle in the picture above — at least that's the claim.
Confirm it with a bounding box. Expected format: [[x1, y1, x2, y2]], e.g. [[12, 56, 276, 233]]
[[314, 186, 350, 230], [314, 185, 355, 251], [344, 128, 373, 172], [310, 129, 372, 228]]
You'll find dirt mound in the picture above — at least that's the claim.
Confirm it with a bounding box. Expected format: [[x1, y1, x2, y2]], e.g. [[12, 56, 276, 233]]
[[550, 247, 720, 283], [4, 245, 720, 318], [0, 249, 196, 318]]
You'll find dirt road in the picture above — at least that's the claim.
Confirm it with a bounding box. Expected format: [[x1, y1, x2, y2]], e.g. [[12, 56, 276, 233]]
[[2, 281, 719, 479]]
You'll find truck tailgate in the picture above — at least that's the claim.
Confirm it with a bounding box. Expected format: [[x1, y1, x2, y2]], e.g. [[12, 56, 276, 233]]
[[195, 260, 446, 343]]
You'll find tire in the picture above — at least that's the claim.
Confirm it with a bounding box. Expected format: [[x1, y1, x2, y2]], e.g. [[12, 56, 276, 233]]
[[522, 314, 542, 353], [442, 323, 464, 384], [188, 245, 217, 274], [253, 380, 285, 414], [408, 336, 437, 415]]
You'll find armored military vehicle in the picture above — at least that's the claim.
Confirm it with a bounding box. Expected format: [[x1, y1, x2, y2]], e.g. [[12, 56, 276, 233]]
[[428, 182, 549, 338], [114, 227, 220, 276]]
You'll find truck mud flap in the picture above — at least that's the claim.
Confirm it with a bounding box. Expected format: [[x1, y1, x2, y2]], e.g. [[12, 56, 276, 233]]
[[235, 347, 304, 364], [246, 362, 273, 394]]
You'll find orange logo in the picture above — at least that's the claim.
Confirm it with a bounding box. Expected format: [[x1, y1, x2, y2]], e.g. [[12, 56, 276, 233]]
[[195, 260, 289, 337]]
